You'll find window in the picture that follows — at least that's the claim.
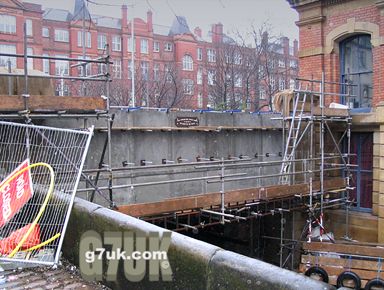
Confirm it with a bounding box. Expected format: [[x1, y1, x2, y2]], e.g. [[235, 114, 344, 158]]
[[207, 49, 216, 62], [349, 133, 373, 210], [182, 79, 194, 95], [278, 59, 285, 68], [141, 61, 149, 80], [197, 92, 203, 108], [234, 75, 242, 88], [246, 99, 251, 110], [270, 76, 276, 90], [26, 19, 33, 36], [42, 54, 50, 74], [289, 79, 295, 89], [78, 31, 91, 48], [128, 37, 135, 52], [153, 41, 160, 52], [259, 87, 266, 100], [140, 39, 149, 54], [289, 60, 297, 68], [225, 53, 231, 64], [268, 59, 276, 69], [128, 60, 133, 79], [141, 86, 149, 106], [340, 34, 373, 109], [153, 63, 159, 81], [113, 59, 121, 79], [54, 29, 69, 42], [0, 44, 16, 68], [234, 92, 242, 106], [208, 70, 215, 85], [42, 27, 49, 38], [112, 35, 121, 51], [56, 83, 69, 96], [55, 55, 69, 76], [98, 63, 106, 75], [197, 68, 203, 85], [165, 64, 172, 82], [279, 78, 285, 90], [164, 42, 173, 51], [182, 54, 193, 71], [97, 34, 107, 50], [197, 48, 202, 61], [27, 47, 33, 70], [234, 53, 242, 65], [258, 65, 264, 76], [78, 56, 91, 76], [0, 15, 16, 34]]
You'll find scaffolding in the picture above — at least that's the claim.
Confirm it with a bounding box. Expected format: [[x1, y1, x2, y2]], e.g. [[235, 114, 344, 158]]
[[0, 24, 357, 272], [275, 74, 354, 268], [0, 21, 116, 209]]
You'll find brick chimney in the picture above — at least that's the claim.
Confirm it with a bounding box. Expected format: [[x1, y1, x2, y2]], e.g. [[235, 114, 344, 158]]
[[122, 5, 127, 28], [194, 27, 202, 38], [293, 39, 298, 56], [147, 10, 153, 32], [212, 23, 223, 43], [280, 36, 290, 56]]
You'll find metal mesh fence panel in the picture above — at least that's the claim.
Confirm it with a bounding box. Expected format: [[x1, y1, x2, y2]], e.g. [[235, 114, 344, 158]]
[[0, 121, 93, 267]]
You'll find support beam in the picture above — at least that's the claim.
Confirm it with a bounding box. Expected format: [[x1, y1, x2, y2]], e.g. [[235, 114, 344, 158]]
[[0, 95, 106, 112], [117, 178, 345, 217]]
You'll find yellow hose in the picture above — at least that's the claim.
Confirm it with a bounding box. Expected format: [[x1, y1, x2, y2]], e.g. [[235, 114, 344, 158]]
[[0, 162, 55, 258], [23, 232, 61, 252]]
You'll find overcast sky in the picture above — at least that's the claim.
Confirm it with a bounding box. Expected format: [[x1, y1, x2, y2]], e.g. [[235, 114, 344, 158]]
[[26, 0, 298, 42]]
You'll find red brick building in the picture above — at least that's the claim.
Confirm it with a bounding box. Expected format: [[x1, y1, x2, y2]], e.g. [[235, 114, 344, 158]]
[[288, 0, 384, 243], [0, 0, 298, 111]]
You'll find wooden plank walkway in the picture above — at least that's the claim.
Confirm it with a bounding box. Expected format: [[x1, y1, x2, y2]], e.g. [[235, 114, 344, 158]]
[[117, 178, 345, 217]]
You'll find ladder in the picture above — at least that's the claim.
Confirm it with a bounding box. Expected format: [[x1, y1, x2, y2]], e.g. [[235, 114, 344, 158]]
[[280, 90, 307, 184]]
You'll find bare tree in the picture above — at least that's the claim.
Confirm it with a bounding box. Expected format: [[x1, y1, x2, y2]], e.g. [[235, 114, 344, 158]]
[[205, 41, 250, 110], [247, 24, 293, 111], [147, 62, 187, 108]]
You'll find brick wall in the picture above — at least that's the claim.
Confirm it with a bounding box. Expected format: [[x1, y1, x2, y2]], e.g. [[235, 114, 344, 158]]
[[295, 0, 384, 105]]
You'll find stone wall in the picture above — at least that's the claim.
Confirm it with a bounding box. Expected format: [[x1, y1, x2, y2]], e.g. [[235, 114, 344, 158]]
[[63, 197, 335, 290]]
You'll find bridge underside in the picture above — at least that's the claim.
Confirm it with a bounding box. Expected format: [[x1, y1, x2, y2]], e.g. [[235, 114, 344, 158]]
[[117, 178, 346, 232]]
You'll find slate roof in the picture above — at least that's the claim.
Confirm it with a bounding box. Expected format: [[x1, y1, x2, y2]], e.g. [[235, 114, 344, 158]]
[[168, 16, 191, 36], [43, 8, 73, 22], [153, 24, 171, 36], [72, 0, 92, 22], [92, 15, 121, 29]]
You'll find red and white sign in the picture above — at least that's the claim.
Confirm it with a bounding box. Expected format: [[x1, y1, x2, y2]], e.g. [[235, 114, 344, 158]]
[[0, 159, 34, 227]]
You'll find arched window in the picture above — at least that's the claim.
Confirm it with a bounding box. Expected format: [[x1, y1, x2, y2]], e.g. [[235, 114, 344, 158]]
[[340, 34, 372, 108], [182, 54, 193, 71]]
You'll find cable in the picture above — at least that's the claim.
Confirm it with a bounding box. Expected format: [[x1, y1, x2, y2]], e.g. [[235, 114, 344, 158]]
[[145, 0, 156, 12], [85, 0, 122, 7], [23, 233, 61, 252], [166, 0, 189, 30], [0, 162, 55, 258]]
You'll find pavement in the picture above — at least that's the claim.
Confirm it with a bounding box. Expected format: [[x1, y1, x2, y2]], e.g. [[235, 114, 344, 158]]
[[0, 260, 109, 290]]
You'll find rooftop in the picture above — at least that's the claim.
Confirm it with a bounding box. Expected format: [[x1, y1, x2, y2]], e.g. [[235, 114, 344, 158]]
[[43, 8, 73, 22]]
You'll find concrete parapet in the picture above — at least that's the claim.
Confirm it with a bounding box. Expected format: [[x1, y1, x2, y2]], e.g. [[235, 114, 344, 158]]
[[63, 197, 335, 290]]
